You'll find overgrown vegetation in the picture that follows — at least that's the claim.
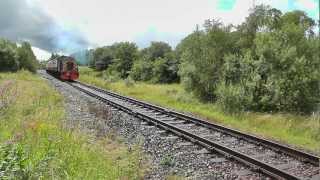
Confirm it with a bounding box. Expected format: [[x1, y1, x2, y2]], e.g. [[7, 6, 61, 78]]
[[79, 67, 320, 152], [0, 39, 38, 73], [74, 5, 319, 115], [133, 42, 179, 83], [177, 6, 319, 114], [0, 71, 144, 179], [81, 41, 179, 84]]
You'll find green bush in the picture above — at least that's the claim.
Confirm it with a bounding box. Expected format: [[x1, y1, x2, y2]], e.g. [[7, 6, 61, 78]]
[[130, 59, 153, 81], [178, 22, 233, 101], [103, 68, 121, 83], [216, 83, 251, 113], [130, 42, 179, 83]]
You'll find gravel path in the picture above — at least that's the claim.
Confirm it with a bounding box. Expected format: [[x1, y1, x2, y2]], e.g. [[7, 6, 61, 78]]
[[39, 71, 270, 179]]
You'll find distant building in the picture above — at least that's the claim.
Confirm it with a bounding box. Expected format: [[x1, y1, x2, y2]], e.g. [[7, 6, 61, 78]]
[[95, 60, 108, 71]]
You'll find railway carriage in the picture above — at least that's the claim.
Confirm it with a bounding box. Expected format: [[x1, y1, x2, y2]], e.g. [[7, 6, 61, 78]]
[[46, 56, 79, 81]]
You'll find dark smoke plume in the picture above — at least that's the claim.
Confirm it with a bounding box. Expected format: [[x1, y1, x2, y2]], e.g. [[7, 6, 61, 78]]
[[0, 0, 89, 53]]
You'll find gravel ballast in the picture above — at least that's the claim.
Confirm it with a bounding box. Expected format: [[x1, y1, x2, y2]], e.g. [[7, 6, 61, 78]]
[[39, 71, 269, 180]]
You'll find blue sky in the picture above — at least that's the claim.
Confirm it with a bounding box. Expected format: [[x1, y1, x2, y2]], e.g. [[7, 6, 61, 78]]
[[217, 0, 237, 10], [217, 0, 319, 20]]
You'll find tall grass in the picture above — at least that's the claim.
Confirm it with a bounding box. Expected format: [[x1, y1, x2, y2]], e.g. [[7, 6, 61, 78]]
[[0, 70, 144, 179], [79, 67, 320, 153]]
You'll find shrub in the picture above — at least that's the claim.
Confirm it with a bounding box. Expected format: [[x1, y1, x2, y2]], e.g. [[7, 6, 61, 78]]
[[151, 57, 179, 84], [103, 68, 121, 83], [130, 59, 153, 81], [216, 83, 252, 113]]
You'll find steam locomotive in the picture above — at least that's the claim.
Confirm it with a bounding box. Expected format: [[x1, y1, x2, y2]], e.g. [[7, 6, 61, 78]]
[[46, 56, 79, 81]]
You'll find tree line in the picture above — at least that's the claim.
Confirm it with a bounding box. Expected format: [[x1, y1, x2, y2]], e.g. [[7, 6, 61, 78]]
[[84, 41, 179, 84], [0, 39, 38, 73], [86, 5, 319, 114]]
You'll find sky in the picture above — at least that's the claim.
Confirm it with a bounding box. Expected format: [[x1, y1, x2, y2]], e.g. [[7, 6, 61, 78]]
[[0, 0, 319, 60]]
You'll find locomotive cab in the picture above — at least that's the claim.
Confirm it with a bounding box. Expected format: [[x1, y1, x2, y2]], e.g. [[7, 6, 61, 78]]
[[60, 58, 79, 81]]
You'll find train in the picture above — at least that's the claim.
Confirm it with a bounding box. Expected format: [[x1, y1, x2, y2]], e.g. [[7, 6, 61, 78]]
[[46, 55, 79, 81]]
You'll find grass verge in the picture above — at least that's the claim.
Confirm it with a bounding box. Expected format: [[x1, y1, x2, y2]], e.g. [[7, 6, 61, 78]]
[[0, 70, 144, 179], [79, 67, 320, 153]]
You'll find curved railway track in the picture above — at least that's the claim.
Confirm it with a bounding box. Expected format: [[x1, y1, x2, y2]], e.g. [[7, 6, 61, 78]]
[[69, 80, 319, 180]]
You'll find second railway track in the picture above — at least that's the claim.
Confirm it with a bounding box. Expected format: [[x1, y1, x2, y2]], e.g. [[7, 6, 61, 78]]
[[69, 80, 319, 180]]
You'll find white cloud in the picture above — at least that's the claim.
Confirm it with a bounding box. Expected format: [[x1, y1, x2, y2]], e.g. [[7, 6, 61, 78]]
[[259, 0, 289, 9], [38, 0, 305, 46], [26, 0, 318, 58], [216, 0, 252, 25], [32, 46, 51, 60], [32, 0, 257, 48]]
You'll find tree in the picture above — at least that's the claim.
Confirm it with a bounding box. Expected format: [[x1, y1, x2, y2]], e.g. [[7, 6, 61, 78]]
[[131, 41, 179, 83], [107, 42, 138, 78], [178, 20, 235, 101], [280, 10, 315, 35], [142, 41, 172, 61], [17, 42, 38, 73], [0, 39, 19, 72], [236, 5, 282, 50], [49, 53, 60, 60], [151, 53, 179, 83], [130, 58, 153, 81], [92, 46, 114, 69]]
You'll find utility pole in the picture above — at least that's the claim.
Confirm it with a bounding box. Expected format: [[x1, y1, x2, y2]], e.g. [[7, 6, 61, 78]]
[[252, 0, 256, 8]]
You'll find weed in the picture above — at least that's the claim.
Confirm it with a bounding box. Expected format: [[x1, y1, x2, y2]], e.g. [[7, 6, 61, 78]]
[[0, 143, 26, 179], [124, 77, 135, 87], [0, 80, 17, 111], [160, 154, 175, 167], [166, 175, 184, 180]]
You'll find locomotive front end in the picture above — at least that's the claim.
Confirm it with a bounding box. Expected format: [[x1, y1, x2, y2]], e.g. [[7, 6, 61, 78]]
[[60, 58, 79, 81]]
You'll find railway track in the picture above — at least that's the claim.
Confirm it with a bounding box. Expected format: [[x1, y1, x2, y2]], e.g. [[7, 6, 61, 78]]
[[69, 80, 319, 180]]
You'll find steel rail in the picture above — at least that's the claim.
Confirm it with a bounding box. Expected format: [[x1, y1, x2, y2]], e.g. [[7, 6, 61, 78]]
[[68, 81, 314, 180], [75, 81, 320, 166]]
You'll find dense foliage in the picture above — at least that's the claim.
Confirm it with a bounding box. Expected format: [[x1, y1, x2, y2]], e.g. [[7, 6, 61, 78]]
[[131, 42, 179, 83], [177, 5, 319, 114], [84, 5, 318, 114], [89, 41, 179, 83], [0, 38, 38, 73]]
